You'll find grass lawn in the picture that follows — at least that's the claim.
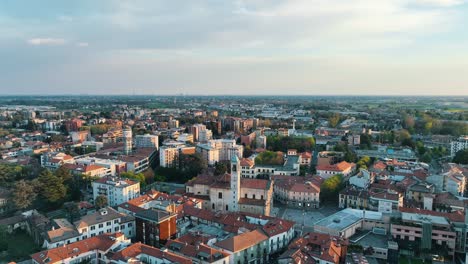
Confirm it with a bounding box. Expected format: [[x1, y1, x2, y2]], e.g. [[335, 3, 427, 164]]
[[0, 230, 41, 263]]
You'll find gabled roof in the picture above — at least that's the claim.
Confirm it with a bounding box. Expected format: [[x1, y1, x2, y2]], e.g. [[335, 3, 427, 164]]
[[214, 229, 268, 252], [31, 233, 125, 264], [111, 242, 192, 264]]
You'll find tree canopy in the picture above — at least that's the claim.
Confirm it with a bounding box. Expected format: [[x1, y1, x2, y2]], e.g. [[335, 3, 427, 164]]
[[453, 149, 468, 165], [37, 169, 67, 204], [267, 136, 315, 152], [255, 151, 284, 165]]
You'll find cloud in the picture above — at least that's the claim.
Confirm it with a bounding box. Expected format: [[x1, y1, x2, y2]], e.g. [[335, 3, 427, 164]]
[[414, 0, 466, 7], [27, 38, 66, 45], [57, 15, 73, 22], [76, 42, 89, 47]]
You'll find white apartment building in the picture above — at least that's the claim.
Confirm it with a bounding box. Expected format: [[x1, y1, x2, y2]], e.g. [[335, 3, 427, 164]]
[[135, 134, 159, 149], [208, 139, 243, 161], [33, 233, 132, 264], [198, 129, 213, 142], [160, 146, 179, 168], [43, 207, 135, 249], [196, 144, 219, 166], [159, 144, 196, 167], [451, 136, 468, 157], [92, 177, 140, 207]]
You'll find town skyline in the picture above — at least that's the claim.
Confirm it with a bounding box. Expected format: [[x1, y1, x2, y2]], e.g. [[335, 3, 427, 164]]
[[1, 1, 468, 95]]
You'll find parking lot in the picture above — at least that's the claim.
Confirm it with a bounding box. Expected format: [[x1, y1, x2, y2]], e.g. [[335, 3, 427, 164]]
[[275, 202, 340, 228]]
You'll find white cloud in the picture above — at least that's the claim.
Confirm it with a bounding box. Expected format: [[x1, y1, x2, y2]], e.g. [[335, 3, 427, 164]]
[[27, 38, 66, 45], [414, 0, 466, 7], [57, 15, 73, 22]]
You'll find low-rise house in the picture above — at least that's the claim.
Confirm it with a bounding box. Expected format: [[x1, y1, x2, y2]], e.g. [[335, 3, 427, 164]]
[[278, 232, 348, 264], [32, 233, 131, 264], [166, 238, 230, 264], [110, 242, 192, 264], [40, 152, 74, 170], [316, 161, 356, 179], [349, 169, 374, 189], [43, 207, 135, 249], [214, 229, 270, 264]]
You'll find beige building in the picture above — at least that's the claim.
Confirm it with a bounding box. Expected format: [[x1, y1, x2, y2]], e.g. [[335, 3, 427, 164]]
[[273, 175, 322, 209], [185, 157, 274, 216]]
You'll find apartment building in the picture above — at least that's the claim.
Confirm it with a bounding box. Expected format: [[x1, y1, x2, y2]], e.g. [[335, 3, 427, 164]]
[[135, 134, 159, 149], [43, 207, 135, 249], [451, 136, 468, 157], [92, 177, 140, 207]]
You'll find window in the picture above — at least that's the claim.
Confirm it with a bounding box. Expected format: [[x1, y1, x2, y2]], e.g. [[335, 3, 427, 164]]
[[245, 194, 248, 198], [253, 194, 256, 199], [226, 205, 229, 211], [114, 220, 119, 224], [218, 192, 223, 199], [115, 227, 119, 232], [128, 223, 133, 227], [212, 203, 215, 209], [98, 224, 103, 228], [261, 195, 264, 200], [106, 221, 111, 226], [90, 226, 96, 231]]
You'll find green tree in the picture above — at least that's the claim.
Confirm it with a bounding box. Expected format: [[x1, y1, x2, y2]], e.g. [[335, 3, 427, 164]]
[[255, 151, 284, 165], [178, 153, 207, 181], [214, 161, 230, 176], [321, 174, 344, 201], [55, 166, 72, 184], [95, 195, 108, 209], [328, 113, 340, 128], [0, 225, 8, 251], [12, 180, 36, 209], [38, 170, 67, 204], [359, 134, 372, 149], [121, 172, 147, 187], [453, 149, 468, 165]]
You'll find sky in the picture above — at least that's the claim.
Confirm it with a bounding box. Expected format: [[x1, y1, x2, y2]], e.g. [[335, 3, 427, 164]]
[[1, 0, 468, 96]]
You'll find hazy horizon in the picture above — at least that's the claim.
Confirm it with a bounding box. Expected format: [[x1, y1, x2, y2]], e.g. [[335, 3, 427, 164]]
[[1, 1, 468, 95]]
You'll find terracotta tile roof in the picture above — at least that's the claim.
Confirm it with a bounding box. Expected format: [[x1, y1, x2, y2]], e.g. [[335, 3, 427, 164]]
[[240, 158, 254, 167], [214, 229, 268, 252], [240, 178, 270, 190], [166, 240, 229, 262], [316, 161, 355, 172], [273, 175, 322, 194], [31, 233, 125, 264], [111, 242, 192, 264], [372, 161, 387, 170], [262, 219, 295, 237], [283, 232, 348, 264]]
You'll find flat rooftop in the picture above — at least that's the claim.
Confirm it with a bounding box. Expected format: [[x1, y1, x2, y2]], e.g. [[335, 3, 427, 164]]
[[401, 212, 450, 226], [349, 231, 388, 249], [314, 208, 383, 231]]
